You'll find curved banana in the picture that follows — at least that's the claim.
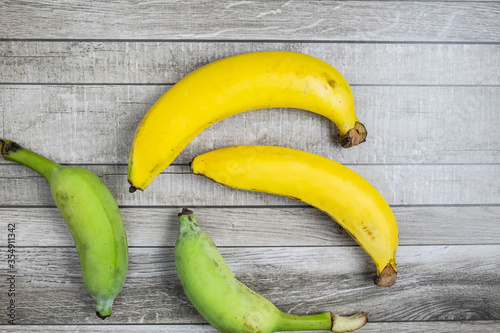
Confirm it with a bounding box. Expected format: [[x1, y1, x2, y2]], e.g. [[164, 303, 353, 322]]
[[191, 146, 398, 287], [0, 139, 128, 318], [128, 51, 366, 191], [175, 208, 368, 333]]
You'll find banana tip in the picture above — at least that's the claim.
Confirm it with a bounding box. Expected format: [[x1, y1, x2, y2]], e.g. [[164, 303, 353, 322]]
[[96, 311, 110, 320], [332, 312, 368, 332], [339, 122, 367, 148], [374, 263, 397, 287], [179, 207, 194, 216], [0, 139, 20, 156], [129, 185, 141, 193]]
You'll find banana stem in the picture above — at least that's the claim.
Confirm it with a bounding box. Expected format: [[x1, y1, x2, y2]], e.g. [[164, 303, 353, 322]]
[[374, 263, 397, 287], [275, 311, 332, 331], [0, 139, 62, 182], [339, 122, 367, 148], [275, 311, 367, 332]]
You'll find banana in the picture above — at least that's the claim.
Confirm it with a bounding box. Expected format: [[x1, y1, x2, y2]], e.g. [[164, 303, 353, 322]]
[[128, 51, 366, 191], [191, 145, 398, 287], [175, 208, 368, 333], [0, 139, 128, 318]]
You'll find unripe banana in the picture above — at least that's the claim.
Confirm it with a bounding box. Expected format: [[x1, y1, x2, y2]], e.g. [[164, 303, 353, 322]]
[[175, 208, 368, 333], [0, 139, 128, 318], [191, 146, 398, 287], [128, 51, 366, 191]]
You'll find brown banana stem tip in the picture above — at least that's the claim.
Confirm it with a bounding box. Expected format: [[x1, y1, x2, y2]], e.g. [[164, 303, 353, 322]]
[[96, 311, 109, 320], [129, 185, 140, 193], [339, 122, 367, 148], [374, 263, 397, 287], [0, 139, 21, 157], [179, 207, 194, 216]]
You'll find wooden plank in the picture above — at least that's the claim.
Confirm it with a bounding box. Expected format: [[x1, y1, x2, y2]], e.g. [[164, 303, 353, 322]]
[[1, 245, 499, 324], [0, 163, 499, 206], [1, 42, 499, 85], [2, 321, 500, 332], [1, 85, 498, 164], [0, 206, 498, 247], [1, 1, 499, 42]]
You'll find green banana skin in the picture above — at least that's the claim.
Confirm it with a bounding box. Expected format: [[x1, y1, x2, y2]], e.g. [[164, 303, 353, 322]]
[[0, 139, 128, 319], [174, 208, 368, 333]]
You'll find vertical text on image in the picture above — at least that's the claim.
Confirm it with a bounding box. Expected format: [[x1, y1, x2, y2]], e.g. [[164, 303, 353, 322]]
[[6, 223, 16, 324]]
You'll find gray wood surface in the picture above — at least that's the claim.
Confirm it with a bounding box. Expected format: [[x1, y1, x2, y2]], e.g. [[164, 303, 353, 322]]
[[0, 0, 499, 332], [1, 164, 499, 205], [3, 245, 500, 324], [1, 1, 499, 42], [2, 321, 500, 332], [1, 85, 498, 164], [1, 206, 498, 247], [1, 42, 499, 85]]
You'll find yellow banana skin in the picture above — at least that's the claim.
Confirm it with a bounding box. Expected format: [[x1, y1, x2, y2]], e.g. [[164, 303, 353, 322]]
[[175, 208, 368, 333], [128, 51, 366, 191], [191, 146, 398, 287], [0, 139, 128, 318]]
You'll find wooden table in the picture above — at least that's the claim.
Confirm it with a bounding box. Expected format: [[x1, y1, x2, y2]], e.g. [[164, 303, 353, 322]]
[[1, 1, 499, 332]]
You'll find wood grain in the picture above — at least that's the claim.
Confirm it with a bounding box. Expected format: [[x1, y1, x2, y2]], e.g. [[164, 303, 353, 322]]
[[1, 85, 498, 164], [1, 42, 499, 85], [1, 1, 499, 42], [0, 206, 498, 247], [0, 163, 499, 206], [1, 245, 499, 324]]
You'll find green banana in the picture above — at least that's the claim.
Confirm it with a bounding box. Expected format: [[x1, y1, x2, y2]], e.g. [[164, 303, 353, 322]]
[[0, 139, 128, 319], [174, 208, 368, 333]]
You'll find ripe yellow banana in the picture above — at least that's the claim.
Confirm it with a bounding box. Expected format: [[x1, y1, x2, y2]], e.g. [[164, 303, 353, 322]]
[[128, 51, 366, 191], [0, 139, 128, 318], [175, 208, 368, 333], [191, 146, 398, 287]]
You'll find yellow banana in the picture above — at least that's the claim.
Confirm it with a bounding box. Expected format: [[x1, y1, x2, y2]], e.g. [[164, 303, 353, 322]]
[[175, 208, 368, 333], [191, 146, 398, 287], [0, 139, 128, 318], [128, 51, 366, 191]]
